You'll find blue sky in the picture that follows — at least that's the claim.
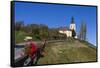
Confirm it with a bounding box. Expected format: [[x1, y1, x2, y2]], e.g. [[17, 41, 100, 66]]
[[14, 2, 97, 46]]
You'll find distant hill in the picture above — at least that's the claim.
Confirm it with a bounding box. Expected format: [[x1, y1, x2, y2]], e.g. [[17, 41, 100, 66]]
[[37, 38, 97, 64]]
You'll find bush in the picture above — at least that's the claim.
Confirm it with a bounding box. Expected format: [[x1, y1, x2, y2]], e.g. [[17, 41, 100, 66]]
[[15, 31, 27, 43]]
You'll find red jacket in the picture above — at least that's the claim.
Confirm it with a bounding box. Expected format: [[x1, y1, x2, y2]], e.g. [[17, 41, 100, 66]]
[[28, 42, 38, 57]]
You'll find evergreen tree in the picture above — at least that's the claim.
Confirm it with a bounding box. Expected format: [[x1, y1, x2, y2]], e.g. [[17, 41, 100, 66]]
[[79, 20, 87, 41]]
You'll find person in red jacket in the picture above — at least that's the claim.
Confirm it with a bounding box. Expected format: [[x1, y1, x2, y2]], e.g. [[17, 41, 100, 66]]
[[24, 36, 38, 65]]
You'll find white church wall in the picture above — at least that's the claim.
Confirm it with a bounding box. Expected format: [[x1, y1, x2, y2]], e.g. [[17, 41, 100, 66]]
[[59, 30, 64, 34], [60, 30, 72, 37], [66, 31, 72, 37]]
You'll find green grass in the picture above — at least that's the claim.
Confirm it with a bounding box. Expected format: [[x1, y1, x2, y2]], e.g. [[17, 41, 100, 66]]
[[15, 31, 97, 64], [15, 31, 41, 43], [15, 31, 27, 43], [37, 39, 97, 64]]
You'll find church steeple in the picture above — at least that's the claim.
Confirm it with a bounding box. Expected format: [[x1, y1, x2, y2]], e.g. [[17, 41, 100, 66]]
[[70, 16, 76, 30], [71, 17, 74, 23]]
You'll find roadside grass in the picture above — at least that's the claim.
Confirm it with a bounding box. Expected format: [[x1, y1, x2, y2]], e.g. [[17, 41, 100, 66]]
[[37, 39, 97, 64], [79, 40, 97, 49]]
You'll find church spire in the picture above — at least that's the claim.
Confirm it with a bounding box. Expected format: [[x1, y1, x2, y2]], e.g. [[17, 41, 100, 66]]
[[71, 16, 74, 23], [70, 16, 76, 30]]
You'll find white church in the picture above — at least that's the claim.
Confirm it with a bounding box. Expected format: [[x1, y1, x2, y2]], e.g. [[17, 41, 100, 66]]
[[59, 17, 77, 39]]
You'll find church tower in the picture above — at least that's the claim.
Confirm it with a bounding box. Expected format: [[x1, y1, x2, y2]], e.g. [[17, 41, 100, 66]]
[[70, 17, 76, 30], [69, 17, 76, 38]]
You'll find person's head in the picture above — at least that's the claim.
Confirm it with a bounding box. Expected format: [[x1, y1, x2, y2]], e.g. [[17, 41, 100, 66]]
[[24, 36, 32, 42]]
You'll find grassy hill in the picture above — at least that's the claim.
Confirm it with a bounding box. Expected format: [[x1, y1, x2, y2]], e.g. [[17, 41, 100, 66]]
[[37, 38, 97, 65]]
